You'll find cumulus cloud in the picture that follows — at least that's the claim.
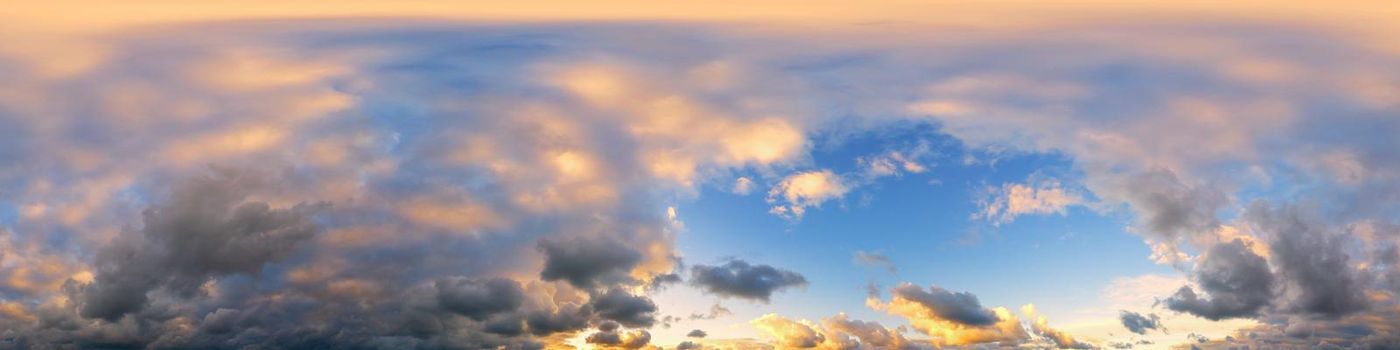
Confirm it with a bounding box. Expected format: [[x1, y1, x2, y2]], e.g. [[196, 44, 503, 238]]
[[589, 288, 660, 328], [1112, 170, 1227, 244], [822, 313, 918, 349], [751, 314, 827, 348], [1246, 201, 1369, 317], [975, 179, 1083, 225], [1163, 239, 1274, 320], [586, 321, 653, 349], [522, 303, 593, 338], [686, 329, 707, 338], [768, 170, 848, 219], [690, 259, 807, 302], [78, 171, 325, 321], [537, 236, 643, 290], [0, 24, 713, 347], [1161, 201, 1376, 332], [868, 283, 1028, 346], [435, 278, 526, 321], [1023, 304, 1093, 349], [861, 284, 1098, 348], [885, 284, 999, 326], [898, 22, 1398, 346], [751, 313, 921, 349], [1118, 310, 1163, 335], [1183, 310, 1400, 349]]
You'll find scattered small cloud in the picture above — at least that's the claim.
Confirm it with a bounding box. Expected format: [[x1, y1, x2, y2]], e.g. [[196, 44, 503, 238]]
[[853, 250, 897, 274]]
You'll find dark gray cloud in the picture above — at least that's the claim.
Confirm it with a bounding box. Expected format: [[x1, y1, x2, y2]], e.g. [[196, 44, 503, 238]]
[[589, 288, 658, 328], [538, 236, 643, 290], [524, 303, 592, 337], [1187, 333, 1208, 344], [677, 340, 702, 349], [1164, 239, 1274, 320], [1247, 202, 1369, 317], [78, 172, 324, 321], [1118, 310, 1162, 335], [647, 272, 683, 291], [890, 284, 998, 326], [1116, 170, 1226, 241], [690, 259, 807, 302], [585, 323, 651, 349], [1165, 201, 1377, 332], [687, 329, 707, 338], [1375, 233, 1400, 295], [585, 328, 623, 346], [1192, 311, 1400, 349], [435, 277, 525, 321]]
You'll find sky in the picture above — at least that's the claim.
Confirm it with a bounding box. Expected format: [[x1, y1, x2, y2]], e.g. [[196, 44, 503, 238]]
[[0, 1, 1398, 349]]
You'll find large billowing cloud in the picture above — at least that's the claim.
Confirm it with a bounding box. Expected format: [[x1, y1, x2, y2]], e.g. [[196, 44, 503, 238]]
[[0, 22, 736, 348], [1162, 239, 1275, 320], [538, 236, 644, 290], [435, 278, 526, 321], [79, 170, 325, 321], [0, 4, 1396, 348], [1247, 202, 1371, 317]]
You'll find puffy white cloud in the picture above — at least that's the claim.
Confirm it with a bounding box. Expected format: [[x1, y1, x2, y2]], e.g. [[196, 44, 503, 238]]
[[768, 170, 848, 219]]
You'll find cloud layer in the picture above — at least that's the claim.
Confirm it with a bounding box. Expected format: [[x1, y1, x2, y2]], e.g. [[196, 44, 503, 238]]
[[0, 6, 1396, 349]]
